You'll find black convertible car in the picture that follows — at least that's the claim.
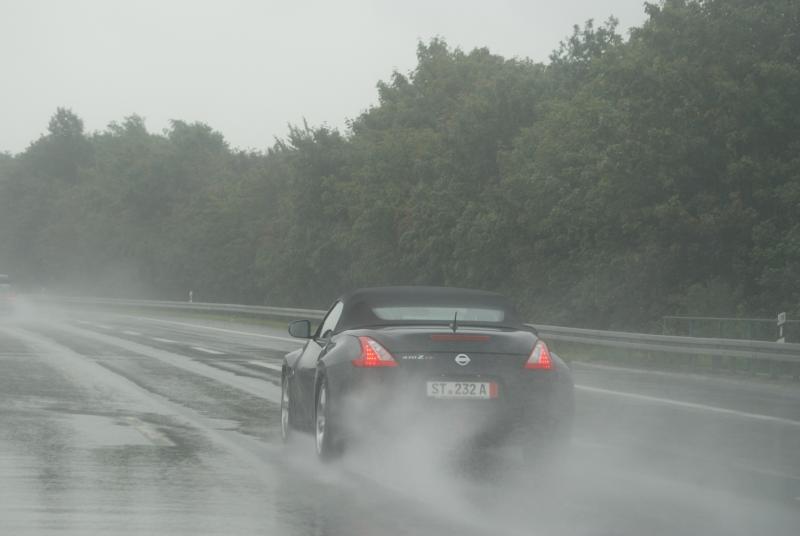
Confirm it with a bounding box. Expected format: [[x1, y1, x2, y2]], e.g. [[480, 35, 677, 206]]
[[280, 286, 574, 460]]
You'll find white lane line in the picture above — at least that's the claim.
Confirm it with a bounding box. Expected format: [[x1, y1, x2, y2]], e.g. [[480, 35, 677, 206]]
[[6, 326, 281, 491], [47, 323, 280, 402], [81, 313, 800, 429], [192, 346, 226, 355], [122, 330, 142, 336], [248, 360, 283, 372], [576, 384, 800, 428], [124, 417, 175, 447], [92, 323, 113, 330], [117, 315, 302, 344], [152, 337, 179, 344]]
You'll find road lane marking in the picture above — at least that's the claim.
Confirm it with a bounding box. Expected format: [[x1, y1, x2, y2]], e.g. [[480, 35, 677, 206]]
[[248, 361, 283, 372], [72, 320, 113, 330], [116, 315, 301, 344], [192, 346, 225, 355], [576, 384, 800, 428], [5, 326, 282, 491], [124, 417, 175, 447], [152, 337, 179, 344], [72, 314, 800, 430], [45, 323, 281, 402], [122, 330, 142, 336]]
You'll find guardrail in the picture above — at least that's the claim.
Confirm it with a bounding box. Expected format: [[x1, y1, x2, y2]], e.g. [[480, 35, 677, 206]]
[[44, 296, 326, 320], [534, 323, 800, 364], [38, 296, 800, 379], [662, 314, 798, 343]]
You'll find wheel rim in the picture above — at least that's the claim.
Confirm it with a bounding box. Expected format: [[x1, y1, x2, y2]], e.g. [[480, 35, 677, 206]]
[[315, 383, 327, 455], [281, 376, 290, 440]]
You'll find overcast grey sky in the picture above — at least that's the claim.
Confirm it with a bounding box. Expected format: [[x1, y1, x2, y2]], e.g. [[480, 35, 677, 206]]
[[1, 0, 649, 154]]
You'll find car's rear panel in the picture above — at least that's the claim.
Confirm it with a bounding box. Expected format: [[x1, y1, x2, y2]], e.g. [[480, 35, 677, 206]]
[[326, 326, 570, 442]]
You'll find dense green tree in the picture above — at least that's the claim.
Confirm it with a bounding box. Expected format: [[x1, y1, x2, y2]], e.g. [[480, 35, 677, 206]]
[[1, 0, 797, 329]]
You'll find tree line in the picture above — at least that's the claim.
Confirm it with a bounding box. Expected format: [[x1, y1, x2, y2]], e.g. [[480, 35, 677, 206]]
[[1, 0, 798, 330]]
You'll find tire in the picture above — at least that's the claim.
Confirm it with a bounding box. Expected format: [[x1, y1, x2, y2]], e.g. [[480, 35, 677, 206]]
[[314, 377, 342, 461], [280, 372, 292, 442]]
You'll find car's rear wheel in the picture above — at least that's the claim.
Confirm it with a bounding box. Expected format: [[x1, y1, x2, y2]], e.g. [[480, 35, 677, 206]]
[[280, 372, 292, 442], [315, 378, 342, 460]]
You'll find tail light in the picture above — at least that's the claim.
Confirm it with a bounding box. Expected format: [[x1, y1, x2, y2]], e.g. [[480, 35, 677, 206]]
[[524, 340, 552, 370], [352, 336, 397, 368]]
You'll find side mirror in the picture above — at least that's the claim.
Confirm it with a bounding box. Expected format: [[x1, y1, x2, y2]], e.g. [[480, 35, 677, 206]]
[[288, 319, 312, 339]]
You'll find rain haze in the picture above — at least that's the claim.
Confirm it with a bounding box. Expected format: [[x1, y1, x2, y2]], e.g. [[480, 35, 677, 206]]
[[1, 0, 647, 152], [1, 1, 800, 535]]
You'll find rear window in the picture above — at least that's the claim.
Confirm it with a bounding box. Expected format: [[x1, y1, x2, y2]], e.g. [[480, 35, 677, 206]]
[[372, 306, 505, 323]]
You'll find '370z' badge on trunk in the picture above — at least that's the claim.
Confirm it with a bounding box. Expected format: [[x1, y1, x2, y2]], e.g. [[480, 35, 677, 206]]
[[454, 354, 470, 366]]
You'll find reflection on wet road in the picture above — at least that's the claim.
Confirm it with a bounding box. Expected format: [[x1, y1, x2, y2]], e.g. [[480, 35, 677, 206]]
[[0, 306, 798, 535]]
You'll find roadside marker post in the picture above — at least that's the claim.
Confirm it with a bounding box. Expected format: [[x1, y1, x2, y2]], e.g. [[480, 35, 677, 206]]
[[777, 312, 786, 344], [775, 312, 786, 379]]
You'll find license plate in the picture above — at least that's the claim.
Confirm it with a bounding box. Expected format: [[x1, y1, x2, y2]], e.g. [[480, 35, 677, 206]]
[[426, 381, 497, 399]]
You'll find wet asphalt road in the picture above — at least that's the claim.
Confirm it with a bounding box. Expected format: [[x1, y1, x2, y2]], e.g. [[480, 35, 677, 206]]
[[0, 305, 799, 535]]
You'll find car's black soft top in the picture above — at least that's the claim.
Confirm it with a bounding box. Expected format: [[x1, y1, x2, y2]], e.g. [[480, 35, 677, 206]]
[[336, 286, 523, 330]]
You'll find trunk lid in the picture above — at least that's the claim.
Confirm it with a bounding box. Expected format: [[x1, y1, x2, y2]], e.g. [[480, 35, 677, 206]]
[[352, 326, 537, 375]]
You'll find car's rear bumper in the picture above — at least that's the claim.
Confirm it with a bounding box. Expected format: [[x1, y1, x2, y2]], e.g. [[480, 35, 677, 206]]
[[329, 368, 573, 445]]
